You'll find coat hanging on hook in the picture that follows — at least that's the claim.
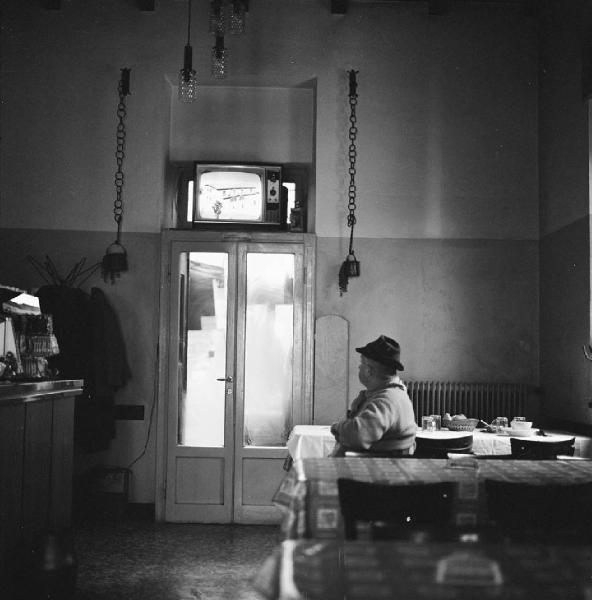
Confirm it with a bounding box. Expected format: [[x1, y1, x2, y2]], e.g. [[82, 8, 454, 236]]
[[339, 69, 360, 296], [102, 68, 131, 284]]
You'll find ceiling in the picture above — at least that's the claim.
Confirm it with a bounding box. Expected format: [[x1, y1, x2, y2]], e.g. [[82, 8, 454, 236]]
[[41, 0, 539, 18], [329, 0, 537, 17]]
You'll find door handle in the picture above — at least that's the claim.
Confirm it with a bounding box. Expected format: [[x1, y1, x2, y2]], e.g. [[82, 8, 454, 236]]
[[216, 376, 233, 382]]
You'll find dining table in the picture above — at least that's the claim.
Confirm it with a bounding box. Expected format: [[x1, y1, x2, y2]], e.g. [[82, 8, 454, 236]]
[[273, 456, 592, 540], [286, 424, 592, 461], [252, 538, 592, 600]]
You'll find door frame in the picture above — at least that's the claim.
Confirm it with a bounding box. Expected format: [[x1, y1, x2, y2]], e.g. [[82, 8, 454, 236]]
[[154, 230, 316, 521]]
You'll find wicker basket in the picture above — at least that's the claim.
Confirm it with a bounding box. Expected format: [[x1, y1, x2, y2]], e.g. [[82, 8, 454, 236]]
[[442, 418, 479, 432]]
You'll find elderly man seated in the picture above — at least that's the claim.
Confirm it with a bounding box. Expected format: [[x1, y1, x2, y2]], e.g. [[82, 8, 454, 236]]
[[330, 335, 416, 457]]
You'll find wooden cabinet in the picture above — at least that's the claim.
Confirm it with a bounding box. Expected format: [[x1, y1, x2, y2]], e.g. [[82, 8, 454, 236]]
[[0, 381, 81, 579]]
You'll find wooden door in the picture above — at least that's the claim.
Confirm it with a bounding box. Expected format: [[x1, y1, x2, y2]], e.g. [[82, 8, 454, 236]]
[[160, 232, 315, 523]]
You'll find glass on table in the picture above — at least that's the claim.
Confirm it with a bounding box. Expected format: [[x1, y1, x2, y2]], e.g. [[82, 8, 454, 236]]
[[492, 417, 508, 433], [422, 415, 441, 431]]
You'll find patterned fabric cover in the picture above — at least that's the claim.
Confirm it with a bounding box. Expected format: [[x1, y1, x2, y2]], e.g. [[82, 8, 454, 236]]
[[273, 457, 592, 539]]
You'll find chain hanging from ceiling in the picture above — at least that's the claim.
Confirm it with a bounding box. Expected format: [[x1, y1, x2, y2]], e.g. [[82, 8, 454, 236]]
[[339, 69, 361, 296], [102, 68, 131, 284]]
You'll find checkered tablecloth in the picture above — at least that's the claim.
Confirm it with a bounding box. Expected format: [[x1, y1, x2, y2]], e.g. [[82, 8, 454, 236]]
[[273, 457, 592, 539], [253, 539, 592, 600]]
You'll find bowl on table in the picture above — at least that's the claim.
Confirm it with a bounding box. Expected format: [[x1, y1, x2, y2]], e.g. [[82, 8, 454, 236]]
[[443, 418, 480, 432], [510, 420, 533, 430], [501, 421, 535, 437], [508, 428, 535, 437]]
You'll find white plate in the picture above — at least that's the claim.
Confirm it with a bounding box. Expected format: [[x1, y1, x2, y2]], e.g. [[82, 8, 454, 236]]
[[501, 427, 535, 437]]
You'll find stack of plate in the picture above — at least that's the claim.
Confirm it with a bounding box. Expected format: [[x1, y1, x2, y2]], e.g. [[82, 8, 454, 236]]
[[501, 426, 535, 437]]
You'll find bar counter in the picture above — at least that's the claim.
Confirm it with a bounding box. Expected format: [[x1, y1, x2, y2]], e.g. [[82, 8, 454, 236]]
[[0, 378, 83, 404], [0, 378, 84, 580]]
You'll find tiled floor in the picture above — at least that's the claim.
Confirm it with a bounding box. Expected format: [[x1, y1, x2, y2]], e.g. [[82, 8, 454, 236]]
[[70, 515, 280, 600], [6, 507, 281, 600]]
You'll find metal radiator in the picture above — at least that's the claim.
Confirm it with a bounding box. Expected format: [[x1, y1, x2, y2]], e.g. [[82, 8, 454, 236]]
[[404, 381, 534, 424]]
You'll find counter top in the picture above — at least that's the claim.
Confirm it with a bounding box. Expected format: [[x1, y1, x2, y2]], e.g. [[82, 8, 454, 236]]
[[0, 379, 84, 404]]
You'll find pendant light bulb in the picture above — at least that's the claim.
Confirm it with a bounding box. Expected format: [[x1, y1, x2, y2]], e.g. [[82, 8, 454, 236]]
[[179, 0, 197, 102], [209, 0, 226, 36], [211, 36, 228, 79], [229, 0, 246, 35]]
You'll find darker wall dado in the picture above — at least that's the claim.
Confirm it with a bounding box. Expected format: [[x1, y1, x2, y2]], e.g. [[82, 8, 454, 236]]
[[540, 217, 591, 423]]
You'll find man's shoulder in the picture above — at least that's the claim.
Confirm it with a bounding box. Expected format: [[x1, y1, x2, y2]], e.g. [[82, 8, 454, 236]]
[[368, 382, 408, 397], [365, 385, 409, 409]]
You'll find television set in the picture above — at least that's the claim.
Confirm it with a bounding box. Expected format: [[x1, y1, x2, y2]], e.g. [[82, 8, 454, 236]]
[[174, 161, 308, 231], [191, 163, 285, 228]]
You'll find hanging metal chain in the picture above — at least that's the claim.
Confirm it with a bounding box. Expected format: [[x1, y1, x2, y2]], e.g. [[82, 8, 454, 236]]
[[347, 69, 359, 249], [113, 69, 130, 241], [339, 70, 361, 296]]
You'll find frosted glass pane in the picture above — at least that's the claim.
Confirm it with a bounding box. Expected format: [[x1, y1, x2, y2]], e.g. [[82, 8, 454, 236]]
[[243, 253, 294, 447], [181, 252, 228, 447]]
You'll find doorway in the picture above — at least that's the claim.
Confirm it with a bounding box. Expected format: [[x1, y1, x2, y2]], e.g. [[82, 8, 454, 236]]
[[157, 231, 315, 523]]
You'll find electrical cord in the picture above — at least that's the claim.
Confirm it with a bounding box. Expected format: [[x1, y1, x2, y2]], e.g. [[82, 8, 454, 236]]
[[126, 343, 159, 470]]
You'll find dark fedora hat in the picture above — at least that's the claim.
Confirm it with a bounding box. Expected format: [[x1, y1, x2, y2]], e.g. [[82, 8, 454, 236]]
[[356, 334, 404, 372]]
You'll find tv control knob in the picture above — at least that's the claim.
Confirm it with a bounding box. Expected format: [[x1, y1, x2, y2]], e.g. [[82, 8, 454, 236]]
[[270, 188, 277, 196]]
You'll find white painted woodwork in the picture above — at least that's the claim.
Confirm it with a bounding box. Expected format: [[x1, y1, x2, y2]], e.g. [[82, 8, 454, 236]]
[[157, 231, 315, 523]]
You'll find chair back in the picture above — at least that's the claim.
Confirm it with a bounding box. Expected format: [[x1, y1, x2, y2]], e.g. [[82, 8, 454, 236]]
[[337, 478, 454, 540], [510, 437, 575, 459], [413, 434, 473, 458], [485, 479, 592, 541]]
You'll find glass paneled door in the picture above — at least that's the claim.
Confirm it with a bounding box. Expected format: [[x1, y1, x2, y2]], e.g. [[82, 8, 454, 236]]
[[162, 234, 314, 523]]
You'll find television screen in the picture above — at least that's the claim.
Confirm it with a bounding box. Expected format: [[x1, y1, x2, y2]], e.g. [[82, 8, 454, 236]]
[[197, 169, 264, 222]]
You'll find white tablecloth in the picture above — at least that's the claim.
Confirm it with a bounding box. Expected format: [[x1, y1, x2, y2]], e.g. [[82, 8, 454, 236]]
[[286, 425, 337, 459], [286, 425, 592, 460]]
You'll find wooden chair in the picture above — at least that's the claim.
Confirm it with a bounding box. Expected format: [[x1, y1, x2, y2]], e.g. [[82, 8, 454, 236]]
[[485, 479, 592, 542], [337, 478, 454, 541], [413, 434, 473, 458], [510, 437, 575, 459]]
